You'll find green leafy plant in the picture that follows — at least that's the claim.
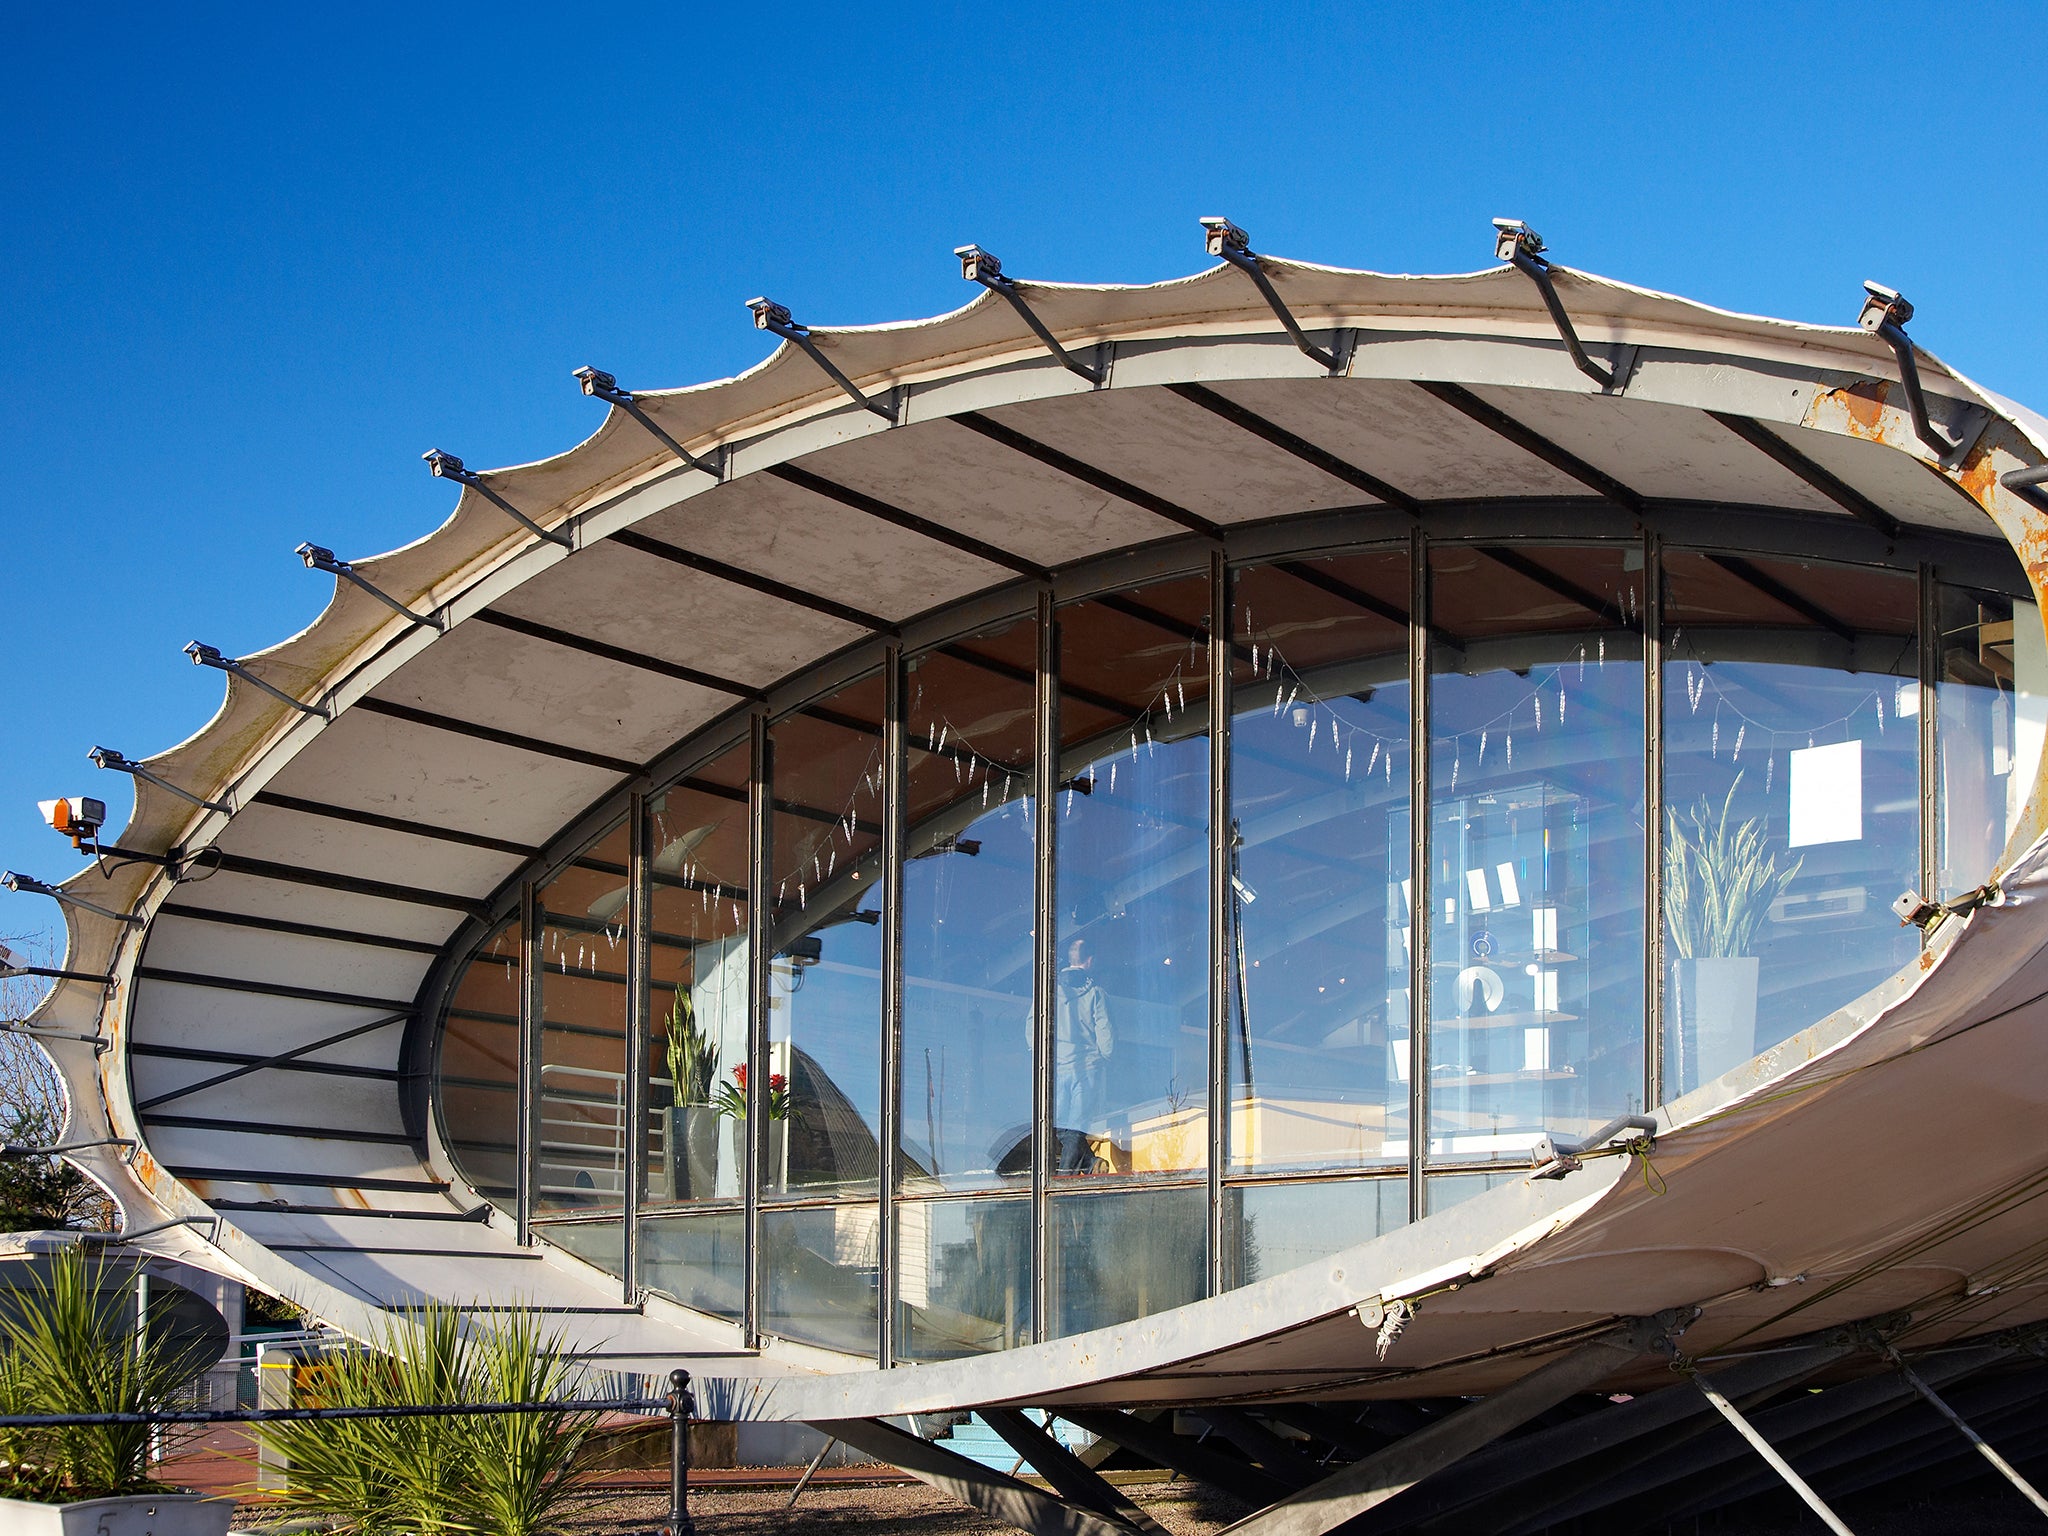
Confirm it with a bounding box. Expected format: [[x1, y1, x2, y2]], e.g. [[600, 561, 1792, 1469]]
[[711, 1063, 790, 1121], [662, 989, 718, 1107], [1663, 775, 1803, 960], [252, 1301, 600, 1536], [0, 1245, 216, 1501]]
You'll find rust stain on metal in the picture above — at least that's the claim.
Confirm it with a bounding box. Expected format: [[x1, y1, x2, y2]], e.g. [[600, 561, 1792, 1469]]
[[1834, 380, 1892, 441]]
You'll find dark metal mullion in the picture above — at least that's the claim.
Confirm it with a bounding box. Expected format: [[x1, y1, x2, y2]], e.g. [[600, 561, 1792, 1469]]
[[1407, 529, 1431, 1222], [1206, 551, 1231, 1297], [744, 712, 772, 1346], [1643, 533, 1665, 1114], [1030, 590, 1059, 1343], [878, 646, 907, 1365], [622, 792, 652, 1299], [1920, 563, 1940, 907], [518, 882, 542, 1245]]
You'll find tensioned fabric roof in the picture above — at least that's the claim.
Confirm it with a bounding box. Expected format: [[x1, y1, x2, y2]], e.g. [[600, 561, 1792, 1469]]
[[23, 244, 2048, 1401]]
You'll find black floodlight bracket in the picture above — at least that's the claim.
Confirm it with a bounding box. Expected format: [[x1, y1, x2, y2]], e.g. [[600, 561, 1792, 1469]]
[[1857, 282, 1969, 462], [297, 543, 444, 633], [88, 745, 232, 819], [747, 298, 898, 421], [0, 870, 145, 929], [425, 451, 573, 549], [1199, 217, 1347, 374], [2004, 463, 2048, 515], [82, 1213, 224, 1245], [2, 1136, 137, 1164], [574, 367, 724, 479], [1893, 880, 1998, 934], [2, 1022, 112, 1054], [1493, 219, 1617, 389], [185, 642, 327, 719], [0, 940, 117, 989], [955, 245, 1105, 385], [1530, 1113, 1659, 1180]]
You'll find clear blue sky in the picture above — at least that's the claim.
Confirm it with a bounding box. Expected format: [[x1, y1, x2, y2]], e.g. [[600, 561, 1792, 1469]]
[[3, 2, 2044, 956]]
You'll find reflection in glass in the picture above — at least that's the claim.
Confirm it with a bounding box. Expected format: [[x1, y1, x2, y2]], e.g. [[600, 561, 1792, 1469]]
[[1050, 1185, 1205, 1337], [1054, 578, 1211, 1182], [1231, 552, 1412, 1173], [901, 623, 1037, 1192], [1663, 554, 1917, 1094], [769, 676, 886, 1198], [1938, 587, 2046, 897], [646, 744, 752, 1208], [643, 1208, 745, 1320], [1223, 1177, 1406, 1290], [533, 821, 633, 1257], [1425, 1170, 1518, 1215], [761, 1204, 880, 1355], [1428, 545, 1645, 1160], [895, 1196, 1030, 1360], [436, 920, 521, 1210]]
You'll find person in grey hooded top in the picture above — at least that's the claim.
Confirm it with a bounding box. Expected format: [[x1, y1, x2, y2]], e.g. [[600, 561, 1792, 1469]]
[[1054, 936, 1115, 1173]]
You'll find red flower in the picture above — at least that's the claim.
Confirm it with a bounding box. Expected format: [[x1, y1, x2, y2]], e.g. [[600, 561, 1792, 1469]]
[[769, 1072, 788, 1092], [732, 1064, 747, 1089]]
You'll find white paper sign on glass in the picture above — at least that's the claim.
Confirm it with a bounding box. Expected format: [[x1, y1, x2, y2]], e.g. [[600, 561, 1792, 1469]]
[[1788, 739, 1863, 848]]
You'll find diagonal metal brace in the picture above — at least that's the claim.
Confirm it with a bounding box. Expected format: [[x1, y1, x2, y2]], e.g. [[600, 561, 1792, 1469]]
[[573, 368, 724, 479], [1874, 1340, 2048, 1517], [1200, 218, 1345, 374], [425, 450, 573, 548], [1857, 283, 1961, 459], [1492, 220, 1615, 388], [748, 298, 897, 420], [956, 247, 1104, 384], [981, 1409, 1169, 1535], [1684, 1366, 1858, 1534], [2001, 462, 2048, 514]]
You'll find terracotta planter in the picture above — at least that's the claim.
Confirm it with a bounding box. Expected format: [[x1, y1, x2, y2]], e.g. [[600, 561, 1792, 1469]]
[[0, 1492, 232, 1536]]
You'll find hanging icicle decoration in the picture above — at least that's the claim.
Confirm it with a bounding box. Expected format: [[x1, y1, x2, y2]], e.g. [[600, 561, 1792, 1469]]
[[1712, 716, 1720, 757], [1733, 724, 1746, 761], [1177, 678, 1187, 713], [1598, 637, 1606, 666], [1368, 740, 1382, 777], [826, 849, 837, 879], [1384, 748, 1393, 785], [1558, 687, 1567, 725], [1506, 732, 1514, 767], [1765, 754, 1775, 794], [1451, 749, 1461, 792], [1876, 691, 1885, 733], [1535, 692, 1543, 732], [1308, 718, 1319, 752], [1108, 762, 1118, 796], [1579, 645, 1588, 681], [1479, 728, 1488, 766], [1345, 746, 1354, 779]]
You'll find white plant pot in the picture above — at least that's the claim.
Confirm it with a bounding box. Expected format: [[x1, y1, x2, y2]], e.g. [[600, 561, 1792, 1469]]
[[1674, 955, 1762, 1084], [0, 1493, 232, 1536]]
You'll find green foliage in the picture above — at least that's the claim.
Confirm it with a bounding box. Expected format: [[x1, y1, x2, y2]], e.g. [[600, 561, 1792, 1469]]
[[252, 1301, 600, 1536], [1663, 775, 1803, 960], [0, 1245, 215, 1500], [662, 989, 718, 1107]]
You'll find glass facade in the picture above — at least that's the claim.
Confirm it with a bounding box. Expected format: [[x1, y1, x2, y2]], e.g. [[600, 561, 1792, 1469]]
[[430, 525, 2031, 1361]]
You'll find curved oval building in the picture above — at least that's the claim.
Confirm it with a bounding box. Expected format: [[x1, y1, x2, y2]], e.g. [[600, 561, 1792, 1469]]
[[18, 227, 2048, 1525]]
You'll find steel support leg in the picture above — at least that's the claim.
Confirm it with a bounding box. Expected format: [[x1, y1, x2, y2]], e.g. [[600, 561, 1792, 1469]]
[[814, 1416, 1135, 1536], [1196, 1407, 1327, 1490], [1689, 1371, 1855, 1536], [983, 1408, 1170, 1536], [1884, 1348, 2048, 1517], [1059, 1407, 1290, 1505], [1215, 1315, 1678, 1536]]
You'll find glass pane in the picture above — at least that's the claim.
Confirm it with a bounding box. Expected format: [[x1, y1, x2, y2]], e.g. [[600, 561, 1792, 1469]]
[[1424, 1170, 1518, 1215], [534, 821, 632, 1243], [1938, 587, 2045, 896], [1049, 1184, 1205, 1337], [895, 1196, 1031, 1360], [1427, 544, 1646, 1162], [1663, 553, 1918, 1095], [1231, 552, 1412, 1174], [902, 621, 1037, 1194], [643, 1208, 746, 1320], [761, 1204, 880, 1357], [769, 675, 886, 1199], [1055, 575, 1212, 1185], [1223, 1177, 1407, 1290], [437, 920, 521, 1211], [647, 745, 752, 1209]]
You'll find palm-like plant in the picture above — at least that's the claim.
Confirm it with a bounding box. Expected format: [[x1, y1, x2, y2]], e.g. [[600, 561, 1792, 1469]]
[[252, 1300, 600, 1536], [0, 1245, 216, 1500], [1664, 775, 1803, 960]]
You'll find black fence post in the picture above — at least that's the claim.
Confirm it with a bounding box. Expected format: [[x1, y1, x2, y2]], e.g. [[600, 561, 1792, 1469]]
[[664, 1368, 697, 1536]]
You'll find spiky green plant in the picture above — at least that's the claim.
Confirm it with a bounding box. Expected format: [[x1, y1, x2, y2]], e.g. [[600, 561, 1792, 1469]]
[[663, 989, 718, 1106], [252, 1300, 600, 1536], [0, 1244, 217, 1500], [1663, 774, 1803, 960]]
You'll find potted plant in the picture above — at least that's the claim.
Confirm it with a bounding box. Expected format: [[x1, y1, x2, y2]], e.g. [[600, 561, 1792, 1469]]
[[1664, 775, 1802, 1086], [0, 1245, 231, 1535], [663, 990, 723, 1200]]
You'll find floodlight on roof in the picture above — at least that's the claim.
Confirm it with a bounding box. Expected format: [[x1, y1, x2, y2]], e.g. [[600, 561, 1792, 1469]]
[[1490, 216, 1614, 388], [424, 450, 573, 549], [185, 642, 326, 718], [954, 244, 1104, 385], [296, 543, 443, 632], [1197, 216, 1343, 373], [0, 870, 144, 928], [573, 366, 723, 479], [88, 745, 232, 817], [1857, 280, 1960, 458], [0, 1136, 136, 1162], [37, 796, 105, 851], [746, 297, 896, 421]]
